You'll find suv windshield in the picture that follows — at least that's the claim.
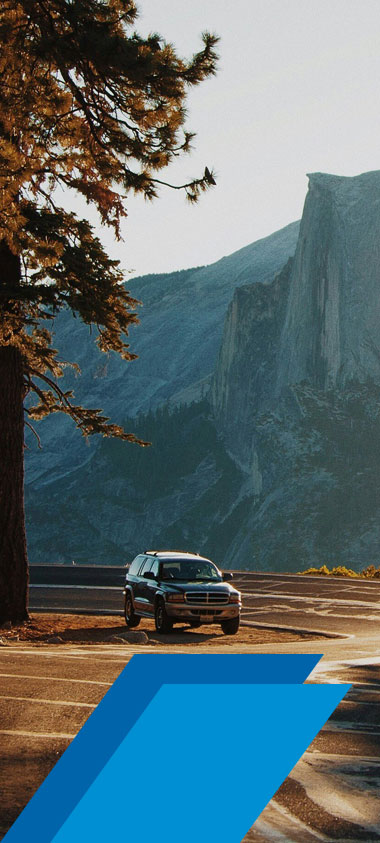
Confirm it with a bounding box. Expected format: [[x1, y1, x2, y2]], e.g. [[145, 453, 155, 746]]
[[160, 559, 221, 582]]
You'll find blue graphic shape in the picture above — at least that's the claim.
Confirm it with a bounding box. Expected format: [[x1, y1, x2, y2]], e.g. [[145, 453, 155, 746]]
[[3, 654, 339, 843], [51, 683, 348, 843]]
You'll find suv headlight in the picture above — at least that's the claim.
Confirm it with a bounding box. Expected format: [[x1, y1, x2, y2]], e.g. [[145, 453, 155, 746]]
[[229, 592, 241, 604], [166, 592, 185, 603]]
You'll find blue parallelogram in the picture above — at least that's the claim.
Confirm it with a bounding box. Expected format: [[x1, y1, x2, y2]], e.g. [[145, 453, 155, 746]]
[[52, 682, 349, 843], [3, 654, 347, 843]]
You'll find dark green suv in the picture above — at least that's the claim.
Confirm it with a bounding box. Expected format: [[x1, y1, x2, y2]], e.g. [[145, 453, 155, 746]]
[[123, 550, 241, 634]]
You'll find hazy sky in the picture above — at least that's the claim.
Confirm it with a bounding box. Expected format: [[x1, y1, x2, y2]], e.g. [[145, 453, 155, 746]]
[[90, 0, 380, 279]]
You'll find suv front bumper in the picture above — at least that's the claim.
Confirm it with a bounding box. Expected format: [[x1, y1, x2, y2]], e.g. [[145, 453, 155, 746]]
[[165, 603, 241, 622]]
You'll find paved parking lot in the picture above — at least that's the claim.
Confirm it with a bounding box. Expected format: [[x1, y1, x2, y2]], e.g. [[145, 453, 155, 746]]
[[0, 645, 126, 838], [3, 572, 380, 841]]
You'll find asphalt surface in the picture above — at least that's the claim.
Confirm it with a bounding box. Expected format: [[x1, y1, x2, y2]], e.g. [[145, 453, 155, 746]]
[[29, 568, 380, 640], [2, 570, 380, 841]]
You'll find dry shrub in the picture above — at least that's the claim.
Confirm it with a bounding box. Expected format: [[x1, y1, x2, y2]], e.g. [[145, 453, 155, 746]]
[[300, 564, 380, 579]]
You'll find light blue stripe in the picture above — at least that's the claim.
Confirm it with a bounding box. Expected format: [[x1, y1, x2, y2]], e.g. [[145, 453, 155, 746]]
[[52, 682, 349, 843]]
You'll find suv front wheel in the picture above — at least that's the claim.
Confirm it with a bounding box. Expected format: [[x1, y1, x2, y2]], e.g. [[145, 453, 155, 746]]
[[221, 616, 240, 635], [155, 599, 173, 634], [124, 593, 141, 628]]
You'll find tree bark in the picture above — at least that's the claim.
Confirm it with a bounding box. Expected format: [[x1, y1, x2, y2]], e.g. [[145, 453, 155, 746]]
[[0, 242, 29, 624]]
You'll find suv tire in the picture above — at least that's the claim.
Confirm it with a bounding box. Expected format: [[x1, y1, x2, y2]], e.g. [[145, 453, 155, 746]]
[[155, 599, 173, 634], [221, 616, 240, 635], [124, 593, 141, 628]]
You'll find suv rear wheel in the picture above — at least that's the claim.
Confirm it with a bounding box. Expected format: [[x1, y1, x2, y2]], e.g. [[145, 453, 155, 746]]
[[124, 593, 141, 628], [155, 599, 173, 634], [221, 616, 240, 635]]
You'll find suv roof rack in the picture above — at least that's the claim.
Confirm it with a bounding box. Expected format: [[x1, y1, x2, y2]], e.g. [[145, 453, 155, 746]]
[[144, 549, 201, 556]]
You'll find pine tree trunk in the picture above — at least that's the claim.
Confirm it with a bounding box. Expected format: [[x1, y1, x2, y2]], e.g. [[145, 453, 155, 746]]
[[0, 242, 29, 624]]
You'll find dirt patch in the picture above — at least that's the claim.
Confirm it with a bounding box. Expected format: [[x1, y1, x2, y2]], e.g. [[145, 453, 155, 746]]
[[0, 613, 318, 647]]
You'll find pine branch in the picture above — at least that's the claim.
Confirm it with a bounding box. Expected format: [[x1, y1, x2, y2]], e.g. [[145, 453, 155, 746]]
[[24, 419, 42, 449]]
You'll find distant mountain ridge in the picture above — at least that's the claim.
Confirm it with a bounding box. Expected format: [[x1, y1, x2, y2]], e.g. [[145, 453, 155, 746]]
[[26, 171, 380, 570], [25, 221, 300, 490]]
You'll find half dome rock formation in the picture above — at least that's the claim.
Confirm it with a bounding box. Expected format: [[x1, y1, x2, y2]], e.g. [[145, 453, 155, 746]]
[[210, 170, 380, 569], [278, 171, 380, 393]]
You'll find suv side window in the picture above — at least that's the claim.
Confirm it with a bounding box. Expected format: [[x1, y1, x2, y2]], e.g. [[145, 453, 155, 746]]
[[150, 558, 160, 578], [138, 557, 153, 576], [129, 555, 146, 576]]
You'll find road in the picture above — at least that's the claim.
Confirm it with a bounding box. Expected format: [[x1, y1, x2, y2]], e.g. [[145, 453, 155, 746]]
[[29, 568, 380, 646], [1, 570, 380, 841]]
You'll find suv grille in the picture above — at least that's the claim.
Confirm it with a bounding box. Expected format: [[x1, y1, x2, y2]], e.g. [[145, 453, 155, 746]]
[[185, 591, 229, 605]]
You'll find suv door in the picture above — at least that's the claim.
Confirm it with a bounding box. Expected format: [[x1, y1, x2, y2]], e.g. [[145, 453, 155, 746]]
[[134, 556, 155, 614], [129, 556, 148, 612], [141, 557, 160, 616]]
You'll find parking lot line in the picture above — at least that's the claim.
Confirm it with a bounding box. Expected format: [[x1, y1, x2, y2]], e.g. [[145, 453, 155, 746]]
[[0, 672, 112, 686], [0, 695, 96, 708], [0, 729, 75, 739], [0, 649, 128, 663]]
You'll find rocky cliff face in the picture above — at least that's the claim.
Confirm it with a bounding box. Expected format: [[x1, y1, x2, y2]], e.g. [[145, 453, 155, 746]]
[[211, 170, 380, 570], [278, 171, 380, 392], [211, 259, 292, 470]]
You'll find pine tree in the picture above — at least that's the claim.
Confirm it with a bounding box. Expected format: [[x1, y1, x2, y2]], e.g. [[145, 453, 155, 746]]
[[0, 0, 218, 623]]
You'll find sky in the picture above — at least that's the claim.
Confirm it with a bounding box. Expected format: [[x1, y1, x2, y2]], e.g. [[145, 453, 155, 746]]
[[89, 0, 380, 279]]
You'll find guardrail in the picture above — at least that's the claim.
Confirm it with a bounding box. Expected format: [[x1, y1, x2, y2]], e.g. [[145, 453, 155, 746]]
[[29, 565, 126, 588]]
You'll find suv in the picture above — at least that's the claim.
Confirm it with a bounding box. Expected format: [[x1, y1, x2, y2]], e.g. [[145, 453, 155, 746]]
[[123, 550, 241, 635]]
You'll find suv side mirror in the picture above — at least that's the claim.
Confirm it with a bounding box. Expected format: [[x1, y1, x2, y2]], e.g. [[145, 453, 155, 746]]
[[222, 572, 233, 581], [144, 570, 157, 580]]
